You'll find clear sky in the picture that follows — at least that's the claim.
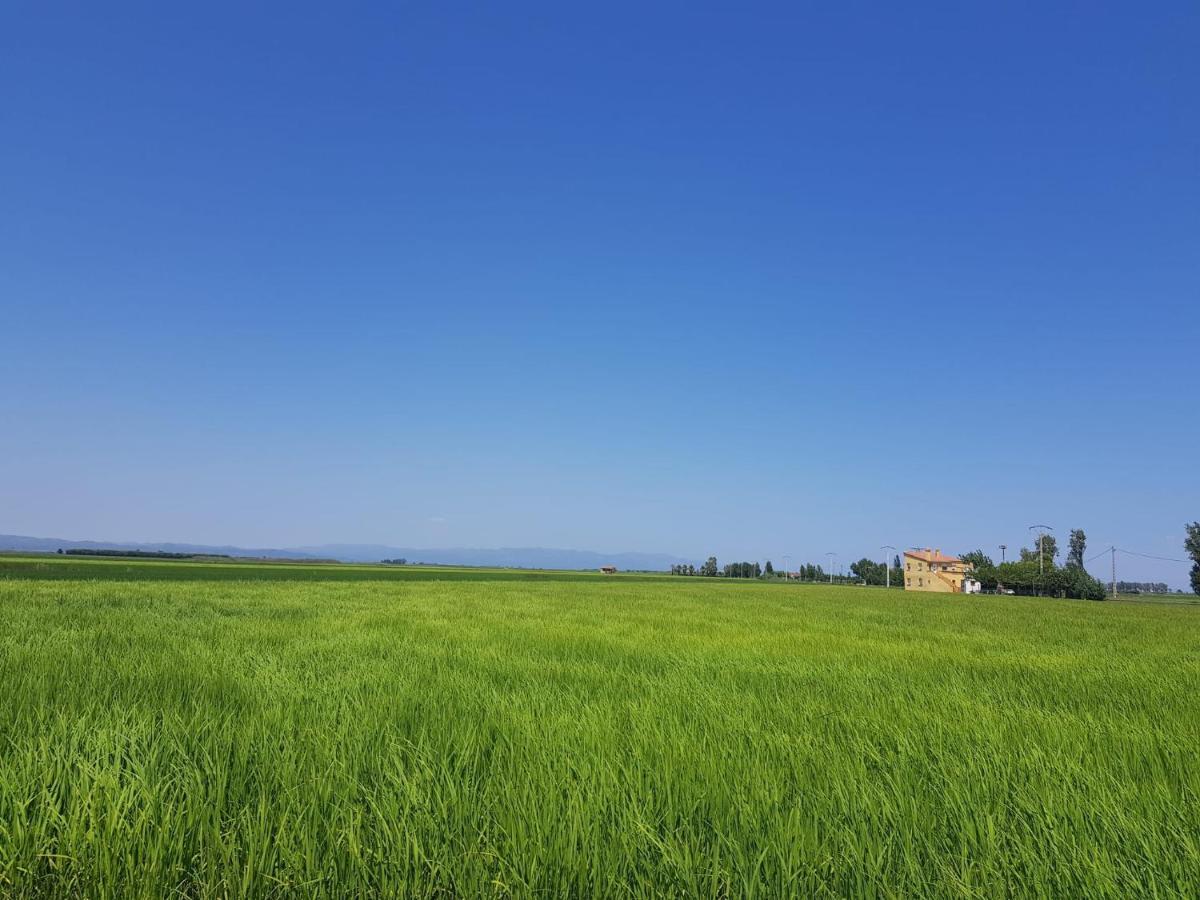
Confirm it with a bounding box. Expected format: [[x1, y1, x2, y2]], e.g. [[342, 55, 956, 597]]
[[2, 2, 1197, 586]]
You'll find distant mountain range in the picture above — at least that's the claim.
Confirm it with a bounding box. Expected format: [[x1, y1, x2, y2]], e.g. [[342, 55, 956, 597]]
[[0, 534, 691, 571]]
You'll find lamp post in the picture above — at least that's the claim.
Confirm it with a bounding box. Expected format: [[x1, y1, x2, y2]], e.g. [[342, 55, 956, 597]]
[[999, 544, 1007, 564], [880, 545, 896, 589], [825, 552, 836, 584], [782, 554, 790, 582]]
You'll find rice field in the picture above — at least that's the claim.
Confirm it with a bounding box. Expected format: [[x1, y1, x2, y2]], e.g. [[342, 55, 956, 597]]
[[1, 556, 1198, 898]]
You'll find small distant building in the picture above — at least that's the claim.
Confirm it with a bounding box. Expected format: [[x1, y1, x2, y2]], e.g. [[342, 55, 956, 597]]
[[599, 565, 617, 575], [904, 549, 971, 593]]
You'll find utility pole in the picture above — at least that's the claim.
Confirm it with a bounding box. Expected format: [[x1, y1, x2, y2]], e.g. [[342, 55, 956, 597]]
[[1111, 546, 1117, 599], [1028, 525, 1053, 592], [881, 545, 896, 589], [826, 552, 836, 584], [782, 554, 790, 582]]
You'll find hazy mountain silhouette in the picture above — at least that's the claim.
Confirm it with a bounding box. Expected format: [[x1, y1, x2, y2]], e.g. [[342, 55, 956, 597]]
[[0, 534, 690, 571]]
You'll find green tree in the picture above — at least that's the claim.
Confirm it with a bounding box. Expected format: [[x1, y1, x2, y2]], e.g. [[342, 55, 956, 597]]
[[1062, 564, 1107, 601], [764, 560, 774, 577], [701, 556, 718, 577], [1066, 529, 1086, 568], [961, 550, 994, 570], [1020, 534, 1058, 567], [961, 550, 997, 590], [1186, 522, 1200, 594], [994, 556, 1104, 600], [996, 560, 1040, 594], [850, 558, 886, 585]]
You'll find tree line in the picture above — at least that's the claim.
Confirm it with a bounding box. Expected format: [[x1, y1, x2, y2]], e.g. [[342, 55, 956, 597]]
[[848, 555, 904, 587], [723, 561, 762, 579], [965, 523, 1200, 599], [58, 548, 232, 560], [670, 558, 772, 579], [961, 528, 1107, 600], [671, 558, 767, 578], [666, 523, 1200, 596], [1111, 581, 1171, 594], [670, 557, 894, 584]]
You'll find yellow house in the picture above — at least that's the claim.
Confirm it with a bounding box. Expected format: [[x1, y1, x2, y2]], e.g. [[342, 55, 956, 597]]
[[904, 548, 970, 593]]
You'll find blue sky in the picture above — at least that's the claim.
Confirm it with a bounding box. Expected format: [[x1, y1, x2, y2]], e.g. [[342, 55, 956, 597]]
[[2, 2, 1197, 586]]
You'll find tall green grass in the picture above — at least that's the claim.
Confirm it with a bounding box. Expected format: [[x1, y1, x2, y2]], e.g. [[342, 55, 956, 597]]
[[1, 560, 1197, 897]]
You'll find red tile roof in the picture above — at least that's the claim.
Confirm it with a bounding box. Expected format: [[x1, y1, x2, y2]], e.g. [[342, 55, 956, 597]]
[[904, 548, 963, 564]]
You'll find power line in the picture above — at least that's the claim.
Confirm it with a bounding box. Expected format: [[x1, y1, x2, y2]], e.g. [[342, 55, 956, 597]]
[[1115, 547, 1188, 564], [1085, 546, 1112, 564]]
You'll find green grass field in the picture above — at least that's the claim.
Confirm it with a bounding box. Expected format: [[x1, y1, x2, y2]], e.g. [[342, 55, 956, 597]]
[[1, 556, 1197, 898]]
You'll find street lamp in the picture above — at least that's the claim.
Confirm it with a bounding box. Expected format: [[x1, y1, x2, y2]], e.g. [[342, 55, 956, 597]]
[[782, 554, 790, 582], [999, 544, 1007, 564], [880, 545, 896, 589], [825, 552, 836, 584]]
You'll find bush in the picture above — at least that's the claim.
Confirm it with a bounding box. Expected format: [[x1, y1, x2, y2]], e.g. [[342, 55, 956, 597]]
[[1063, 565, 1109, 601]]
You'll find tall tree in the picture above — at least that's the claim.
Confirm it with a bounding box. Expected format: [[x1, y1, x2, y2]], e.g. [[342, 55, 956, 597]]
[[764, 560, 774, 577], [1067, 529, 1086, 568], [961, 550, 994, 570], [1186, 522, 1200, 594], [701, 556, 718, 577], [1020, 535, 1058, 566]]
